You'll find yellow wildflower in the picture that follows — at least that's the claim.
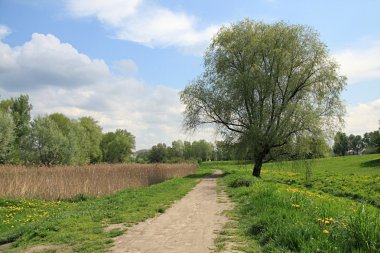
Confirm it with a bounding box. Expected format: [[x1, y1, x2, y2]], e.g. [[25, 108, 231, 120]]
[[323, 230, 329, 234]]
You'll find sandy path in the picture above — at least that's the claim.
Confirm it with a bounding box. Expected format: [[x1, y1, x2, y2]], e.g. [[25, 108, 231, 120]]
[[110, 171, 231, 253]]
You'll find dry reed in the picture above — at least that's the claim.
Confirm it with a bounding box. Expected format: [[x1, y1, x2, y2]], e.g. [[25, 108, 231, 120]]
[[0, 163, 197, 200]]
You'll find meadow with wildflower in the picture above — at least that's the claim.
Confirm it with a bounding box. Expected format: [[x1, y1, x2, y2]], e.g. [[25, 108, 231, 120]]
[[206, 154, 380, 252]]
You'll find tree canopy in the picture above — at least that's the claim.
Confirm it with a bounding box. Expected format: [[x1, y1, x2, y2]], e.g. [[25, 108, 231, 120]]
[[181, 19, 346, 176], [0, 111, 15, 163], [101, 129, 135, 163]]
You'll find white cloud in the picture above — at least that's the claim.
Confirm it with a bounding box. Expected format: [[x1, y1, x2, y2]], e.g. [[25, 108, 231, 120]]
[[344, 99, 380, 135], [67, 0, 142, 26], [0, 33, 109, 90], [334, 40, 380, 83], [0, 25, 11, 40], [0, 32, 215, 149], [66, 0, 219, 55]]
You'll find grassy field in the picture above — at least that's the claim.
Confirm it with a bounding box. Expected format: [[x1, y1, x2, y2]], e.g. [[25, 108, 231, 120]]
[[0, 168, 209, 252], [1, 155, 379, 252], [0, 163, 196, 200], [204, 154, 380, 252]]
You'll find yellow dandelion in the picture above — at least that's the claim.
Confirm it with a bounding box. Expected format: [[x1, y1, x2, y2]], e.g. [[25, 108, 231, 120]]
[[323, 230, 329, 234]]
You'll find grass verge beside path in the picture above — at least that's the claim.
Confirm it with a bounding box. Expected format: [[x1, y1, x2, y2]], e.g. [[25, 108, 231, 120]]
[[0, 169, 211, 252], [206, 155, 380, 252]]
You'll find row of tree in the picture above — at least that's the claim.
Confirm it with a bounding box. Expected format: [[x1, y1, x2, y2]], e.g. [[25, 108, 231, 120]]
[[135, 140, 215, 163], [0, 95, 135, 165], [333, 130, 380, 156], [135, 132, 332, 164]]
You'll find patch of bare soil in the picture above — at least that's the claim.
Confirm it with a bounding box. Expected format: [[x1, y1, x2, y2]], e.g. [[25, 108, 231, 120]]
[[23, 244, 71, 253]]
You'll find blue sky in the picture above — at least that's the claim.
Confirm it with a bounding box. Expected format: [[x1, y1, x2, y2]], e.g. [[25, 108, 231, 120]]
[[0, 0, 379, 149]]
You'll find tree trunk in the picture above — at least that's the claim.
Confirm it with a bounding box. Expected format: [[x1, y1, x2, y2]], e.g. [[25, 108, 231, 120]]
[[252, 157, 263, 177]]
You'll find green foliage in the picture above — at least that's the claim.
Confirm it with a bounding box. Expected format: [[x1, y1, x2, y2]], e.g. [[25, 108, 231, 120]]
[[25, 116, 69, 165], [101, 129, 135, 163], [0, 111, 15, 163], [23, 114, 97, 165], [227, 174, 256, 188], [9, 95, 32, 143], [148, 143, 167, 163], [79, 117, 103, 163], [146, 139, 215, 163], [334, 130, 380, 156], [181, 19, 346, 177], [48, 113, 87, 165], [0, 95, 32, 163], [333, 131, 349, 156], [191, 140, 214, 162], [215, 141, 234, 160], [0, 95, 133, 166], [348, 134, 364, 155], [363, 130, 380, 154], [170, 140, 184, 158]]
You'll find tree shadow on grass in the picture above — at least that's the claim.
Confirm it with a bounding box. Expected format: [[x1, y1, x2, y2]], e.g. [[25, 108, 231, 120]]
[[360, 158, 380, 168], [185, 171, 231, 179], [185, 172, 212, 179]]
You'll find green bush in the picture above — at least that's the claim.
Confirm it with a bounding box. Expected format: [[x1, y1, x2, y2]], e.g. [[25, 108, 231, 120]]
[[227, 174, 257, 188]]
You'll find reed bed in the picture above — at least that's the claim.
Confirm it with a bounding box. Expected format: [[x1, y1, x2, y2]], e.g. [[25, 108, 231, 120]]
[[0, 163, 197, 200]]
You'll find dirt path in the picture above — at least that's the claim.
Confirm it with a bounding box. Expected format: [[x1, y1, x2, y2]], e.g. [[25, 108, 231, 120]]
[[110, 171, 232, 253]]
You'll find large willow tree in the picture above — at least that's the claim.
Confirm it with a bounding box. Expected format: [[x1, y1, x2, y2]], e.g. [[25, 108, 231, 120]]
[[181, 20, 346, 177]]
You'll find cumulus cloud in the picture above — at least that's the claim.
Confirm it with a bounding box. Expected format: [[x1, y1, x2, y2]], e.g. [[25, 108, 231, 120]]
[[344, 99, 380, 135], [66, 0, 219, 55], [334, 40, 380, 83], [0, 32, 215, 149], [0, 33, 109, 91]]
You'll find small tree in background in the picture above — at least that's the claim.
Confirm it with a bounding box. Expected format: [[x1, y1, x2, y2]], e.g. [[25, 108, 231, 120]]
[[333, 132, 349, 156], [0, 94, 32, 163], [79, 117, 103, 163], [348, 134, 364, 155], [148, 143, 167, 163], [101, 129, 135, 163], [0, 111, 15, 163], [26, 116, 68, 165]]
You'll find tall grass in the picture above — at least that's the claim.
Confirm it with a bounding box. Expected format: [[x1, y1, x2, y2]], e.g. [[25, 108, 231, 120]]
[[0, 163, 196, 200]]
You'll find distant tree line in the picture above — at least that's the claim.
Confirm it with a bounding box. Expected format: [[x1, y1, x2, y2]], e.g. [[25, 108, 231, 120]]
[[135, 140, 216, 163], [0, 94, 135, 165], [333, 129, 380, 156], [135, 132, 332, 164]]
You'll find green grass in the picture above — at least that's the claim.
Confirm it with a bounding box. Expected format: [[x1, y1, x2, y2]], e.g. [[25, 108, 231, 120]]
[[204, 154, 380, 252], [205, 154, 380, 207], [0, 170, 210, 252]]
